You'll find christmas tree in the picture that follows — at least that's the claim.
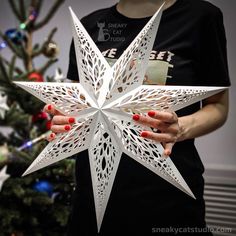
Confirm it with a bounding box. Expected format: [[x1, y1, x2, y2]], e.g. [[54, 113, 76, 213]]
[[0, 1, 75, 235]]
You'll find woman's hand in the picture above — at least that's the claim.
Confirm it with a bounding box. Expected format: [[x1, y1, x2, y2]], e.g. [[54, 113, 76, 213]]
[[132, 110, 182, 157], [43, 104, 75, 141]]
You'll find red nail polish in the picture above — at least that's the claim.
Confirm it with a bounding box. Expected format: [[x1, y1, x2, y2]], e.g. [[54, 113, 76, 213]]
[[148, 111, 156, 117], [141, 131, 148, 138], [133, 114, 140, 121], [50, 133, 54, 138], [64, 125, 71, 131], [69, 117, 75, 123], [48, 105, 52, 110]]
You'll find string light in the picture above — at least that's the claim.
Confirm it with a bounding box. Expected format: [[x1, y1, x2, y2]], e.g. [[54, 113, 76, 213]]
[[29, 15, 35, 21], [0, 41, 7, 50], [0, 7, 38, 51], [20, 23, 27, 30], [17, 131, 50, 151]]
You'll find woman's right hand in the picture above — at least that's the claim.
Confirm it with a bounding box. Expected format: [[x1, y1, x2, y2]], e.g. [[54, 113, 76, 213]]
[[43, 104, 75, 141]]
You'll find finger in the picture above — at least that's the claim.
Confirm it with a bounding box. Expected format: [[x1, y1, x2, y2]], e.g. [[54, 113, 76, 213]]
[[47, 132, 56, 142], [43, 104, 62, 116], [133, 114, 165, 130], [51, 124, 71, 133], [52, 116, 75, 125], [133, 114, 179, 134], [163, 142, 174, 157], [140, 131, 177, 143], [148, 110, 178, 123]]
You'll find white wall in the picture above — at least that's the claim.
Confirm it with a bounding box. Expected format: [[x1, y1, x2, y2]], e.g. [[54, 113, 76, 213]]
[[197, 0, 236, 171], [0, 0, 235, 171]]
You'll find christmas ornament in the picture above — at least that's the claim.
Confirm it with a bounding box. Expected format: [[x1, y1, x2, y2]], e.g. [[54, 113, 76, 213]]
[[0, 166, 10, 191], [28, 72, 44, 82], [46, 120, 52, 130], [1, 9, 37, 51], [32, 111, 49, 122], [0, 93, 9, 119], [43, 41, 59, 58], [33, 180, 53, 197], [14, 5, 228, 231], [54, 68, 64, 82], [5, 28, 24, 44]]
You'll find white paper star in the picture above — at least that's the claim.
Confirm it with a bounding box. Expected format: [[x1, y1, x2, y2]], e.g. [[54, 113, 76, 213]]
[[0, 93, 9, 119], [14, 5, 227, 231], [54, 68, 64, 82], [0, 166, 10, 191]]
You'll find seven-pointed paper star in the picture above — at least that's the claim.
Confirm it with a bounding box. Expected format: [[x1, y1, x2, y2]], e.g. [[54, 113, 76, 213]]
[[0, 166, 10, 192], [14, 5, 227, 231], [0, 93, 9, 119]]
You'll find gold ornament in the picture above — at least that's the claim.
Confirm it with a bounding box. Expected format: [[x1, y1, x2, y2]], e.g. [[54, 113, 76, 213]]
[[43, 41, 59, 58]]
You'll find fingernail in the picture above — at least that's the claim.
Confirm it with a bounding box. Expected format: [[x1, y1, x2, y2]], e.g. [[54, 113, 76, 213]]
[[148, 111, 156, 117], [64, 125, 71, 131], [69, 117, 75, 123], [48, 105, 52, 110], [141, 131, 148, 138], [50, 133, 55, 138], [133, 114, 140, 121]]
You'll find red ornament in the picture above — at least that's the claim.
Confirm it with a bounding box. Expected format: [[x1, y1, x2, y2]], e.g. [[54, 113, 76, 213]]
[[32, 111, 49, 122], [46, 120, 52, 130], [28, 72, 44, 82]]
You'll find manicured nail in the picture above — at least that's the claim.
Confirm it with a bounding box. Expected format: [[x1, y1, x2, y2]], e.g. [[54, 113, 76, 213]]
[[148, 111, 156, 117], [133, 114, 140, 121], [50, 133, 55, 138], [141, 131, 148, 138], [64, 125, 71, 131], [48, 105, 52, 110], [69, 117, 75, 123]]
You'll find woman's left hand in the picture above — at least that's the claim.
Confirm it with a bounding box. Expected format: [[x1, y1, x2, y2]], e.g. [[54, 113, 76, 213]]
[[132, 110, 181, 157]]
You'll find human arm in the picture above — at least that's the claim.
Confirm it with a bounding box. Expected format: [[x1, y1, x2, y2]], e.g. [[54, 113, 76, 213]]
[[178, 90, 229, 141], [133, 89, 229, 156]]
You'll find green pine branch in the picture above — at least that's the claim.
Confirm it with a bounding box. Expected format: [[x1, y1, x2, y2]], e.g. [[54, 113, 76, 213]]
[[33, 0, 65, 31], [0, 1, 75, 235], [19, 0, 27, 22], [8, 0, 24, 22], [32, 27, 57, 57], [0, 30, 22, 58]]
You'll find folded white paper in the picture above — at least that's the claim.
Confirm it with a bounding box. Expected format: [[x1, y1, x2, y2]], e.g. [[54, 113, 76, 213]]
[[14, 4, 227, 231]]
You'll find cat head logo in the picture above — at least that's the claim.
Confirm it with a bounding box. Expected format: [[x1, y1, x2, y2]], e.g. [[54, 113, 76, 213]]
[[97, 22, 110, 42]]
